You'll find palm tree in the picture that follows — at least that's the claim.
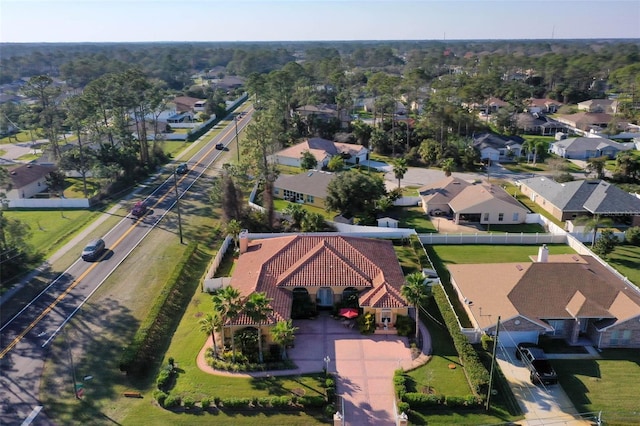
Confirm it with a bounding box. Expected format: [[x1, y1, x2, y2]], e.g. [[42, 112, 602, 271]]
[[441, 158, 456, 177], [244, 292, 273, 363], [574, 214, 614, 248], [271, 320, 298, 360], [225, 219, 243, 250], [392, 158, 408, 189], [212, 286, 242, 362], [401, 272, 430, 341], [199, 312, 221, 358]]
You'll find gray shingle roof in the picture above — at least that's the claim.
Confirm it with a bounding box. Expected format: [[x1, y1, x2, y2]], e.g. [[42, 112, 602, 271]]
[[519, 177, 640, 214], [551, 137, 630, 154]]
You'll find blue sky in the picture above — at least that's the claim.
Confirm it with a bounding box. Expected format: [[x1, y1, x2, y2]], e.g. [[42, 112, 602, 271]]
[[1, 0, 639, 43]]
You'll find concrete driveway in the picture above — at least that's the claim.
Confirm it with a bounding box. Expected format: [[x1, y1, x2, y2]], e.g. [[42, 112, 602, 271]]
[[496, 345, 594, 425], [289, 313, 413, 426]]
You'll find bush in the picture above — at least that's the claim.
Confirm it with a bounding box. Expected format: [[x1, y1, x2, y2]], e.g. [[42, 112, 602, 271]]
[[164, 394, 181, 409], [625, 226, 640, 245], [395, 315, 414, 337], [403, 392, 444, 408], [183, 396, 195, 410], [299, 395, 325, 407], [221, 397, 251, 409], [397, 401, 410, 414], [357, 312, 376, 334], [481, 334, 494, 352], [393, 369, 407, 400], [153, 390, 167, 407], [323, 403, 336, 419], [200, 398, 211, 409]]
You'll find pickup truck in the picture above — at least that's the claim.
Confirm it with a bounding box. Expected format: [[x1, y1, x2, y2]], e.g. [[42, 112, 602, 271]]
[[520, 347, 558, 385]]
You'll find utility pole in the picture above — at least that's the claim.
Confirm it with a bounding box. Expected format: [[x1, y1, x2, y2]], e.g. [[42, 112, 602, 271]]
[[173, 168, 184, 244], [235, 115, 240, 163], [486, 316, 500, 411]]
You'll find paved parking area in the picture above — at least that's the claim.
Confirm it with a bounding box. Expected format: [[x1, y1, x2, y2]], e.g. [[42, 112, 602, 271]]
[[496, 345, 594, 425], [290, 313, 413, 426]]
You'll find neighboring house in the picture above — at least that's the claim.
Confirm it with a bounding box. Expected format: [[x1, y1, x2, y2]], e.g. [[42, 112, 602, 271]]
[[418, 176, 528, 225], [472, 132, 524, 162], [271, 137, 368, 168], [515, 113, 567, 136], [577, 99, 619, 114], [273, 170, 336, 209], [6, 163, 56, 199], [526, 98, 562, 114], [549, 136, 633, 159], [555, 112, 613, 132], [225, 234, 409, 346], [294, 104, 350, 128], [448, 247, 640, 348], [208, 75, 245, 91], [172, 96, 207, 113], [464, 97, 509, 115], [518, 177, 640, 226]]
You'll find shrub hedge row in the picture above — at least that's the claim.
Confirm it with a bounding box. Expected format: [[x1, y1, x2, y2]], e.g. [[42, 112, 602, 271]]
[[120, 242, 199, 376], [410, 235, 433, 270], [432, 284, 489, 396], [155, 394, 326, 411]]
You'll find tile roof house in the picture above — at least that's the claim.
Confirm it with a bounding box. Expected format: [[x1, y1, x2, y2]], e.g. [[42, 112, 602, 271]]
[[418, 176, 528, 225], [517, 177, 640, 226], [448, 248, 640, 348], [549, 136, 633, 160], [225, 234, 409, 342], [273, 170, 336, 209], [270, 137, 368, 168], [472, 133, 524, 162], [6, 163, 57, 199]]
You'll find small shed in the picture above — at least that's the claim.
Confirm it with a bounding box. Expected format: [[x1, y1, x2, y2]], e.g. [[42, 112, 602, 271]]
[[377, 217, 399, 228]]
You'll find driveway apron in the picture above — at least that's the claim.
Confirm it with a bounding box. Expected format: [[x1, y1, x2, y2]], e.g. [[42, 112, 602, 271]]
[[290, 313, 413, 426]]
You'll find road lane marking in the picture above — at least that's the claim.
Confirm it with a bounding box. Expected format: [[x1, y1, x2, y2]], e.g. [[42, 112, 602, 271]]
[[20, 405, 42, 426]]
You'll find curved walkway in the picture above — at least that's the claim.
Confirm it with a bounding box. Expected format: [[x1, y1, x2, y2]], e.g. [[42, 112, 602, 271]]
[[196, 311, 433, 425]]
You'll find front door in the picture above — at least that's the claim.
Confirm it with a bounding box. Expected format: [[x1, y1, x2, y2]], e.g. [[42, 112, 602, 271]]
[[316, 287, 333, 307]]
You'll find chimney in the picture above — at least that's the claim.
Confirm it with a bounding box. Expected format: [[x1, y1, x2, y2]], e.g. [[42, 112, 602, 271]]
[[537, 244, 549, 263], [239, 229, 249, 254]]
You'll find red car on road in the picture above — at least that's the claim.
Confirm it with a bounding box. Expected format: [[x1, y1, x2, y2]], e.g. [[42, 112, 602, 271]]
[[131, 201, 147, 218]]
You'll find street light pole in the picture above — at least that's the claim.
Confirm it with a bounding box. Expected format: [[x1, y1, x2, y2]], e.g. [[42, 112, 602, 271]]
[[323, 355, 330, 375], [234, 115, 240, 163], [173, 168, 184, 244]]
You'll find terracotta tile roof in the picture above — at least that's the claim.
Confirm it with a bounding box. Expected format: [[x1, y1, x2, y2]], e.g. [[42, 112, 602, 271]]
[[229, 235, 407, 325], [449, 254, 640, 331]]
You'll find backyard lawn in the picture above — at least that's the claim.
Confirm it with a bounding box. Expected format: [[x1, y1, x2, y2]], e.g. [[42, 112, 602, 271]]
[[605, 244, 640, 287], [405, 299, 522, 424], [552, 349, 640, 426], [430, 244, 576, 265]]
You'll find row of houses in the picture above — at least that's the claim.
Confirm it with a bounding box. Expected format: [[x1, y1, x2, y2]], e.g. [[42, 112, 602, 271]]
[[225, 231, 640, 351]]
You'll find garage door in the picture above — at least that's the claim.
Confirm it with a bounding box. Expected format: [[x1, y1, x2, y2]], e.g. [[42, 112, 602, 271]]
[[497, 331, 539, 347]]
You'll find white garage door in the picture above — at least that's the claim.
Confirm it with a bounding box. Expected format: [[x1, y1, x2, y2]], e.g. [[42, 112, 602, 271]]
[[497, 331, 539, 347]]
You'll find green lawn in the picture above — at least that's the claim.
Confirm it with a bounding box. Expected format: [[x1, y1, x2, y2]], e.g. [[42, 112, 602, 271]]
[[605, 244, 640, 287], [3, 209, 105, 258], [392, 205, 436, 233], [430, 244, 576, 265], [0, 130, 34, 144], [405, 299, 522, 424], [552, 349, 640, 426], [273, 199, 335, 220], [121, 274, 326, 425]]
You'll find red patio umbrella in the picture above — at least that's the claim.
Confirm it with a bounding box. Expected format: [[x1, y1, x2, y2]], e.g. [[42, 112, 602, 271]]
[[339, 308, 359, 319]]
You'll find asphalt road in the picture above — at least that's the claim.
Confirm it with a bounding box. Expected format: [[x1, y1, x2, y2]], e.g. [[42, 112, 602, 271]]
[[0, 108, 253, 425]]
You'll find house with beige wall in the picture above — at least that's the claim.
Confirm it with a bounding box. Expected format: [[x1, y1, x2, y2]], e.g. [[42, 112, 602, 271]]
[[448, 246, 640, 348], [418, 176, 528, 225], [224, 234, 410, 347], [273, 170, 335, 209]]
